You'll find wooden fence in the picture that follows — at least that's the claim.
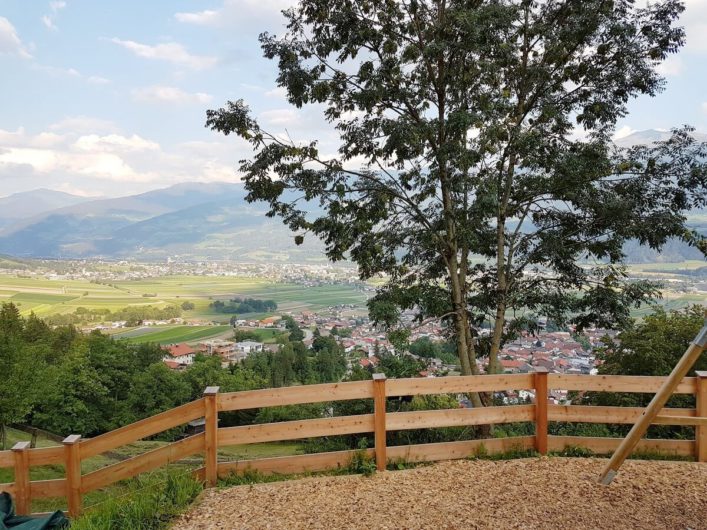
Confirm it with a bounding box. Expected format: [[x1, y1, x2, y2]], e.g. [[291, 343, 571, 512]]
[[1, 370, 706, 518]]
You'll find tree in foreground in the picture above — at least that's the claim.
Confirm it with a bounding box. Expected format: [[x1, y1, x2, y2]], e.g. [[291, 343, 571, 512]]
[[208, 0, 707, 398]]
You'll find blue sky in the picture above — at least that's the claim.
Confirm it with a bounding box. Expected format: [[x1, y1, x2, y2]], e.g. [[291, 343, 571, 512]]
[[0, 0, 706, 198]]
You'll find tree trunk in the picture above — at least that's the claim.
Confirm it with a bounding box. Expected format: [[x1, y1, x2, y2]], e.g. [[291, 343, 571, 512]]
[[0, 423, 6, 451]]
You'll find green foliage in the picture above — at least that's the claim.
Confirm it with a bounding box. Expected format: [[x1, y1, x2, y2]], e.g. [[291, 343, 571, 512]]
[[347, 438, 377, 476], [70, 470, 202, 530], [579, 305, 706, 439], [469, 445, 540, 461], [180, 301, 195, 311], [210, 297, 277, 314], [551, 445, 595, 458], [45, 305, 182, 326]]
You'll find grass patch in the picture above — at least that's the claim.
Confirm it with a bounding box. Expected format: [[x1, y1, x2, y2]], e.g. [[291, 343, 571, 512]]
[[70, 470, 202, 530]]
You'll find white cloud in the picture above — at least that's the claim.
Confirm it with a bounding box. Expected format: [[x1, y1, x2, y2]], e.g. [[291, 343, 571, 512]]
[[613, 126, 636, 140], [655, 55, 683, 77], [74, 134, 160, 153], [41, 15, 57, 31], [33, 64, 110, 85], [683, 0, 707, 52], [0, 123, 250, 194], [0, 17, 32, 58], [49, 116, 118, 134], [174, 9, 219, 25], [42, 1, 66, 32], [87, 75, 111, 85], [174, 0, 290, 29], [131, 85, 212, 105], [265, 86, 288, 99], [260, 109, 299, 126], [110, 38, 218, 70]]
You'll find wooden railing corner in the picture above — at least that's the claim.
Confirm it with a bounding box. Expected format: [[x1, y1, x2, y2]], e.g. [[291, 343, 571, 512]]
[[203, 386, 220, 486]]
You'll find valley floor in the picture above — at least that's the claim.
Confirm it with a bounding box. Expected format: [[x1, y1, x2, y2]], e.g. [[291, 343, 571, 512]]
[[174, 457, 707, 530]]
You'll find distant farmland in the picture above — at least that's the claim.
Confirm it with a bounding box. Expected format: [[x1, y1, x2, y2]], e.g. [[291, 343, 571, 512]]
[[0, 274, 369, 320]]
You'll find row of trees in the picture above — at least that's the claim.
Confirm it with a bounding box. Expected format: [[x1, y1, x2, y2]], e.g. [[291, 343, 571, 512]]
[[210, 297, 277, 314], [44, 305, 183, 326]]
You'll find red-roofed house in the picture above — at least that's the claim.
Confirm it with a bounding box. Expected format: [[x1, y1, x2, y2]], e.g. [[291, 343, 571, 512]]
[[162, 343, 196, 366]]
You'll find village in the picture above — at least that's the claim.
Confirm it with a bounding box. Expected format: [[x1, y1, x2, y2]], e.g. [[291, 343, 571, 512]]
[[161, 307, 609, 407]]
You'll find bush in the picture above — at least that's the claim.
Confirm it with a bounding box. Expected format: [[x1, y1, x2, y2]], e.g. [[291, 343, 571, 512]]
[[70, 470, 202, 530]]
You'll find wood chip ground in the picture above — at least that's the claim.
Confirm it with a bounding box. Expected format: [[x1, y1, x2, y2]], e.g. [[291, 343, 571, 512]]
[[174, 457, 707, 529]]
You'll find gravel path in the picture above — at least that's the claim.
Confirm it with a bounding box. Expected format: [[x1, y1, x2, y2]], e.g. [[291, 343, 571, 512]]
[[174, 458, 707, 529]]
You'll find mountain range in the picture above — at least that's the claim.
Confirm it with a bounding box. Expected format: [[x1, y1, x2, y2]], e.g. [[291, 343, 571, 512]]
[[0, 182, 325, 262], [0, 130, 704, 263]]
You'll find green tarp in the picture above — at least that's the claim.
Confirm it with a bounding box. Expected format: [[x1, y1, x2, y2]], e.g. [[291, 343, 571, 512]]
[[0, 493, 68, 530]]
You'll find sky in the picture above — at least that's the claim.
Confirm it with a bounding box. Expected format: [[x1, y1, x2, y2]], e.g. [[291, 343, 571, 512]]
[[0, 0, 706, 198]]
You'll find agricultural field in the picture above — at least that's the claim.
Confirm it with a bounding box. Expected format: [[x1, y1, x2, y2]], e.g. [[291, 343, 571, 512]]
[[0, 274, 369, 321], [111, 325, 232, 345]]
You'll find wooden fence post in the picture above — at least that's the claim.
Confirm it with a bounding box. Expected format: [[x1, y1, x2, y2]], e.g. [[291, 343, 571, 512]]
[[696, 371, 707, 463], [204, 386, 220, 487], [12, 441, 30, 515], [372, 374, 387, 471], [534, 367, 549, 455], [63, 434, 82, 517]]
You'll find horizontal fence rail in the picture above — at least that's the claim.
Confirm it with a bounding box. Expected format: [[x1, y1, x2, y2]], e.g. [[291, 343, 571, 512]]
[[1, 371, 706, 518]]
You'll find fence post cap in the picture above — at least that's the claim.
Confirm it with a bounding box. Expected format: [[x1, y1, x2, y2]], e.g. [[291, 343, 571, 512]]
[[11, 441, 31, 451], [62, 434, 82, 445], [533, 367, 549, 374], [696, 371, 707, 379], [372, 373, 387, 381], [204, 386, 220, 395]]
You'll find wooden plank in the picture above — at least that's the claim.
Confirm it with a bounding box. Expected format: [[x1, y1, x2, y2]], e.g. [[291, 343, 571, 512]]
[[217, 449, 366, 476], [696, 371, 707, 462], [81, 399, 205, 458], [386, 405, 535, 432], [372, 374, 387, 471], [218, 381, 373, 412], [548, 374, 696, 394], [387, 436, 536, 462], [655, 415, 707, 426], [81, 433, 204, 493], [218, 414, 375, 446], [28, 446, 64, 467], [203, 387, 219, 487], [386, 374, 535, 398], [215, 436, 537, 477], [534, 368, 549, 455], [30, 479, 66, 499], [0, 450, 14, 468], [548, 435, 695, 457], [548, 405, 696, 424]]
